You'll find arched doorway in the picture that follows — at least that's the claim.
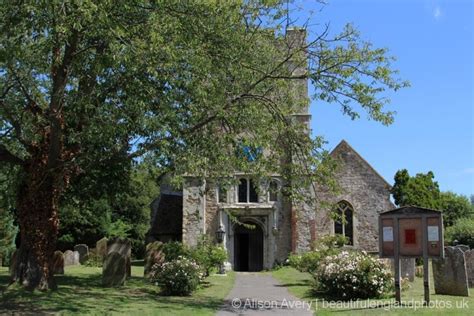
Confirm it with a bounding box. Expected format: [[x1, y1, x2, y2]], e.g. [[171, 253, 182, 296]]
[[234, 222, 264, 271]]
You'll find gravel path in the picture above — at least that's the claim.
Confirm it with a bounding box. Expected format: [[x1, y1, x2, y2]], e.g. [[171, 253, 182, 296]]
[[216, 273, 313, 316]]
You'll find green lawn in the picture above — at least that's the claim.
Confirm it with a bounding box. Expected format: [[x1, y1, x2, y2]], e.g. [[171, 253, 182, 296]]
[[0, 264, 235, 315], [272, 266, 474, 315]]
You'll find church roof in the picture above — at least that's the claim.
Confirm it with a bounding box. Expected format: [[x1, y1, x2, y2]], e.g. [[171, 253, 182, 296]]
[[330, 139, 392, 189]]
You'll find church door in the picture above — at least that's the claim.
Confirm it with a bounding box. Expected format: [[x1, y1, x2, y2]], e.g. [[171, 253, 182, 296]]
[[234, 222, 264, 271]]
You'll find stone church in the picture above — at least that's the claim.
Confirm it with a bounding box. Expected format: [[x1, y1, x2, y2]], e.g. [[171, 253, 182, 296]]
[[146, 29, 394, 271], [147, 140, 394, 271]]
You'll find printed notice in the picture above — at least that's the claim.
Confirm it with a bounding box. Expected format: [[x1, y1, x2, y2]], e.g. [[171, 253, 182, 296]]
[[428, 226, 439, 241], [383, 227, 393, 242]]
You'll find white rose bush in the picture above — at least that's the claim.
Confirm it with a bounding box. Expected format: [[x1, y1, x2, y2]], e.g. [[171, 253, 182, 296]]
[[313, 251, 392, 300], [150, 256, 203, 296]]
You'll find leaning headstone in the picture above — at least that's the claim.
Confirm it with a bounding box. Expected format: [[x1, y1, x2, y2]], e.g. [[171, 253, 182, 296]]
[[433, 246, 469, 296], [465, 249, 474, 287], [74, 244, 89, 264], [102, 252, 127, 287], [96, 237, 108, 261], [52, 251, 65, 275], [144, 241, 164, 278], [102, 238, 131, 287]]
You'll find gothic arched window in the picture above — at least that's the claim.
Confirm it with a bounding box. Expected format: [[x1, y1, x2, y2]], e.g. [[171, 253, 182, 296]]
[[334, 201, 354, 245]]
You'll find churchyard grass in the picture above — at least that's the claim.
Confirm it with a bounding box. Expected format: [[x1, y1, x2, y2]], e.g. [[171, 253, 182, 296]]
[[272, 266, 474, 315], [0, 263, 235, 315]]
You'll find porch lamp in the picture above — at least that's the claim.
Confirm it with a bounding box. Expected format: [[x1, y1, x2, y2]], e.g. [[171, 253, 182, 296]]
[[216, 226, 225, 244]]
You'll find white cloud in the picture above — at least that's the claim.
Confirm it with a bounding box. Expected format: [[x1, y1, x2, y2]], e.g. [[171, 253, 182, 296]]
[[433, 6, 442, 20]]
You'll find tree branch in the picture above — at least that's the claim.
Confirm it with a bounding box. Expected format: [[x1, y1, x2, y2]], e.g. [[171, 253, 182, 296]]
[[0, 143, 24, 165]]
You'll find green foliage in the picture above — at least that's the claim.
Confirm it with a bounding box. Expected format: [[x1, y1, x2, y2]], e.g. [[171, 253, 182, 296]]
[[391, 170, 473, 227], [438, 191, 474, 226], [0, 1, 408, 282], [150, 257, 202, 296], [313, 250, 392, 300], [0, 0, 407, 208], [104, 219, 131, 239], [161, 242, 190, 262], [288, 234, 346, 273], [391, 169, 440, 209], [83, 251, 103, 268], [191, 236, 228, 276], [57, 163, 158, 257], [0, 208, 17, 261], [445, 217, 474, 248]]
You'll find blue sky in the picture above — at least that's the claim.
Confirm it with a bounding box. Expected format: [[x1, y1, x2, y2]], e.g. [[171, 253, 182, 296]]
[[295, 0, 473, 196]]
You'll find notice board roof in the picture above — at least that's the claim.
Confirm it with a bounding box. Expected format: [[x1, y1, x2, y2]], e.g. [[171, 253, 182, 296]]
[[381, 206, 442, 216]]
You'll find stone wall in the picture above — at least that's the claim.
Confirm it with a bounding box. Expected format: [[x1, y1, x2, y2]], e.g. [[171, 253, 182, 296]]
[[204, 182, 220, 243], [272, 197, 292, 264], [182, 178, 205, 247], [312, 140, 394, 252]]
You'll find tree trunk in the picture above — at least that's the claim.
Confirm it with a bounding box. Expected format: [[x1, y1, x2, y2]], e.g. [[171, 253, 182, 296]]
[[12, 150, 62, 291]]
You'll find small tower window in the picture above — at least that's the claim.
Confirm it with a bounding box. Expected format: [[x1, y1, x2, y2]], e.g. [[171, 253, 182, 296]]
[[269, 180, 279, 202], [237, 178, 259, 203], [238, 179, 247, 203]]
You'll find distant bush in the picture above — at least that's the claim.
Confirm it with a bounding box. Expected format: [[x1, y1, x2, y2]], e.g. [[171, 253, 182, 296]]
[[313, 250, 392, 300], [445, 217, 474, 248], [288, 234, 347, 273], [191, 236, 227, 276], [161, 241, 190, 261], [84, 251, 103, 267], [150, 256, 202, 296]]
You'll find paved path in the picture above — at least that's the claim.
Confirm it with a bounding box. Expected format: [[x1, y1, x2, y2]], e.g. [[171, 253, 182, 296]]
[[216, 273, 313, 316]]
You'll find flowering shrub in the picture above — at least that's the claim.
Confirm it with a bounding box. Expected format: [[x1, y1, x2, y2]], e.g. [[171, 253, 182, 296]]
[[191, 236, 228, 276], [314, 251, 392, 300], [150, 256, 202, 296], [288, 235, 347, 273]]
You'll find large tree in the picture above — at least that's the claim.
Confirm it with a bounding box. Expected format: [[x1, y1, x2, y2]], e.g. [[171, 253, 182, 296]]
[[391, 169, 473, 225], [0, 1, 407, 290], [391, 169, 440, 209]]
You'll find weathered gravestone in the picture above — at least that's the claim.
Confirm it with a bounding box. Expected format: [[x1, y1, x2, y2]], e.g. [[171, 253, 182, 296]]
[[144, 241, 164, 278], [401, 258, 416, 282], [64, 250, 80, 266], [381, 258, 416, 282], [74, 244, 89, 264], [52, 251, 65, 275], [433, 246, 469, 296], [96, 237, 108, 261], [464, 249, 474, 288], [102, 238, 131, 287], [103, 252, 127, 287]]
